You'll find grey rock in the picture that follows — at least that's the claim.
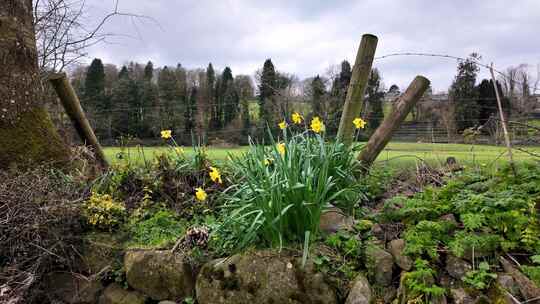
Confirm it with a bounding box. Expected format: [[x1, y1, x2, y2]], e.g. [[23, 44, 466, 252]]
[[44, 272, 103, 304], [365, 244, 394, 286], [500, 257, 540, 301], [345, 274, 371, 304], [445, 255, 472, 280], [319, 207, 354, 234], [371, 223, 385, 240], [497, 274, 520, 296], [124, 250, 195, 301], [388, 239, 412, 271], [450, 288, 475, 304], [196, 250, 337, 304], [98, 284, 146, 304], [382, 286, 397, 303]]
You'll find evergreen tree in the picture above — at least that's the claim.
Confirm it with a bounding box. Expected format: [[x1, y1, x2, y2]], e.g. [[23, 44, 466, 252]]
[[84, 58, 109, 138], [144, 61, 154, 81], [110, 69, 140, 137], [327, 60, 352, 134], [235, 75, 254, 140], [338, 60, 352, 92], [366, 68, 385, 131], [450, 53, 481, 131], [476, 79, 509, 125], [207, 63, 221, 130], [388, 84, 400, 97], [84, 58, 105, 104], [258, 59, 277, 130], [220, 67, 239, 126], [158, 66, 180, 130], [311, 75, 325, 116], [118, 66, 129, 79], [184, 87, 198, 134], [140, 61, 159, 137]]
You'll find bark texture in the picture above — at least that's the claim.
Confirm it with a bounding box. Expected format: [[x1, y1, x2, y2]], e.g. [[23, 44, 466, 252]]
[[0, 0, 70, 170]]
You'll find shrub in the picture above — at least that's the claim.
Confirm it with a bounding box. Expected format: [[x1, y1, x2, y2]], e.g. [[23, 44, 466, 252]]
[[220, 126, 361, 251], [128, 210, 186, 247], [402, 259, 446, 303], [83, 192, 126, 230], [462, 262, 497, 290]]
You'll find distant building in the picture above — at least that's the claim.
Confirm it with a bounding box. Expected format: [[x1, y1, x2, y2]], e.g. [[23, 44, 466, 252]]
[[430, 93, 449, 102]]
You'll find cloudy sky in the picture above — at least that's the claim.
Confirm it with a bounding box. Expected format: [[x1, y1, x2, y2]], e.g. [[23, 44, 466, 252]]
[[86, 0, 540, 92]]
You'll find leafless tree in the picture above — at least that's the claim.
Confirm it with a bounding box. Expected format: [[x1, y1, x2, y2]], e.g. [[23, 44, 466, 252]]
[[33, 0, 155, 73]]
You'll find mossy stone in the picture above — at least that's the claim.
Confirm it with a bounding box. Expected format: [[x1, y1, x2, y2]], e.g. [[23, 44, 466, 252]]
[[196, 249, 337, 304]]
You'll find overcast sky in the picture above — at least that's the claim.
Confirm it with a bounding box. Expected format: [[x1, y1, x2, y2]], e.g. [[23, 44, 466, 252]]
[[86, 0, 540, 92]]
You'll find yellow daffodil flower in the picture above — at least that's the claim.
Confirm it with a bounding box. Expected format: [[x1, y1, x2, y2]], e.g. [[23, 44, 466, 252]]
[[263, 158, 272, 166], [292, 112, 303, 124], [310, 116, 325, 133], [353, 117, 367, 129], [160, 129, 172, 139], [277, 143, 286, 155], [175, 147, 184, 154], [278, 121, 287, 130], [209, 166, 223, 184], [195, 187, 207, 201]]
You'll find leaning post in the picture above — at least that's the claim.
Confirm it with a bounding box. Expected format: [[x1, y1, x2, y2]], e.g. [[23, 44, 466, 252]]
[[49, 72, 109, 169], [337, 34, 378, 145], [358, 76, 430, 169]]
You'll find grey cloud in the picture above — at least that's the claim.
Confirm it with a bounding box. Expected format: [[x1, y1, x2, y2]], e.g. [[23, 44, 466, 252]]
[[86, 0, 540, 91]]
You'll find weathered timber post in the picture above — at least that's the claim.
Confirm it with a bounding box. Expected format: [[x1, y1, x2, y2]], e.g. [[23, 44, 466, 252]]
[[49, 72, 109, 168], [358, 76, 430, 168], [337, 34, 378, 145], [489, 63, 516, 176]]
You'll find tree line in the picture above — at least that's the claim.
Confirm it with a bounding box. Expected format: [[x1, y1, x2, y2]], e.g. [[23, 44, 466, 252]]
[[70, 53, 537, 146], [71, 58, 388, 144]]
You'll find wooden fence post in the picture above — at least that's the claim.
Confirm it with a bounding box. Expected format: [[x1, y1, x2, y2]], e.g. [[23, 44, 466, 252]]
[[49, 72, 109, 168], [358, 76, 430, 168], [337, 34, 378, 145], [489, 63, 516, 175]]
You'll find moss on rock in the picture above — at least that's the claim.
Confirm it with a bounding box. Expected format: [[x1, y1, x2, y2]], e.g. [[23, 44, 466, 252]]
[[196, 249, 337, 304], [124, 250, 195, 301]]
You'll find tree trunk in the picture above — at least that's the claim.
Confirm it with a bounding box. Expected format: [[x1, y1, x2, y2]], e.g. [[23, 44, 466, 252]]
[[0, 0, 70, 170]]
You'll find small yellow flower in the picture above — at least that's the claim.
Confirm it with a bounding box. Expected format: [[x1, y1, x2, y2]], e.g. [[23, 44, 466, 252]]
[[353, 117, 367, 129], [160, 129, 172, 139], [310, 116, 325, 133], [278, 121, 287, 130], [263, 158, 272, 166], [292, 112, 303, 124], [195, 187, 207, 201], [209, 166, 223, 184], [175, 147, 184, 154], [277, 143, 286, 155]]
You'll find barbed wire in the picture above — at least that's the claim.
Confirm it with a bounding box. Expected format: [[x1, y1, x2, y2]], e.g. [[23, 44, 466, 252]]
[[374, 52, 539, 93]]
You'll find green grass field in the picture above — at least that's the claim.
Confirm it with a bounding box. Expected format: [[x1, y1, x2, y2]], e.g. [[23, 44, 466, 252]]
[[104, 142, 540, 169]]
